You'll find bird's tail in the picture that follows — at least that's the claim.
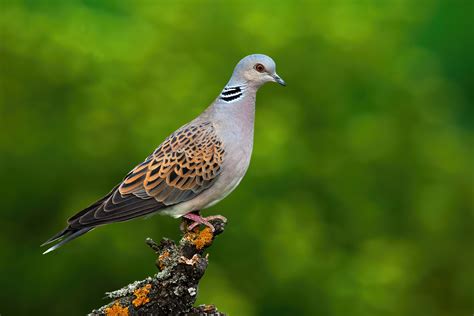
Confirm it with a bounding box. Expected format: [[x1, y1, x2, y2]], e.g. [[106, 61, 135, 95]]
[[41, 227, 92, 254]]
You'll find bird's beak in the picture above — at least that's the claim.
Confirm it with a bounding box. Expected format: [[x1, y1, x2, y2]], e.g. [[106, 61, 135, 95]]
[[272, 73, 286, 86]]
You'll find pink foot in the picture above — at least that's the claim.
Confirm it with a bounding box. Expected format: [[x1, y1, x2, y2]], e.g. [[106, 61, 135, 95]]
[[182, 212, 227, 232]]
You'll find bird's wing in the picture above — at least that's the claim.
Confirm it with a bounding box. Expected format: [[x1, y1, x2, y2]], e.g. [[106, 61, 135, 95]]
[[68, 121, 225, 229]]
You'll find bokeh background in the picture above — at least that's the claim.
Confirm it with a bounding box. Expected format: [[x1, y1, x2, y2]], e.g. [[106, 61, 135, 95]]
[[1, 1, 473, 315]]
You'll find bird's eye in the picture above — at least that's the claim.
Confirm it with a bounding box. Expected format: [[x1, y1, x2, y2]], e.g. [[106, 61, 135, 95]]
[[254, 63, 265, 73]]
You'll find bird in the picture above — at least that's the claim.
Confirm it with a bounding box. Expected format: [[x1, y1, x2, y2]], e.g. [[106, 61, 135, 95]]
[[42, 54, 286, 254]]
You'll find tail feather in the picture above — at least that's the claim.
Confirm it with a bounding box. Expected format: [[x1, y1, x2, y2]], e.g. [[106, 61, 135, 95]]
[[40, 227, 71, 247], [42, 227, 92, 254], [40, 183, 165, 254]]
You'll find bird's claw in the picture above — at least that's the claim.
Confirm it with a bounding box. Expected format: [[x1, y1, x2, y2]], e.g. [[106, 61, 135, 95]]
[[181, 213, 227, 232]]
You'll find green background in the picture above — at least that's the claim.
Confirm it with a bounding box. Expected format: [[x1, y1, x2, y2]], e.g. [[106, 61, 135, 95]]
[[1, 1, 473, 315]]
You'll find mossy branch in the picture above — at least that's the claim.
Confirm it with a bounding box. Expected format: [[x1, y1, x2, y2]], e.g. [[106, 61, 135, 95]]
[[89, 219, 226, 316]]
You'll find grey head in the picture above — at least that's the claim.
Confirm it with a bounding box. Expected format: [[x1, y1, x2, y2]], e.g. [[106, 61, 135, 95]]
[[225, 54, 286, 89]]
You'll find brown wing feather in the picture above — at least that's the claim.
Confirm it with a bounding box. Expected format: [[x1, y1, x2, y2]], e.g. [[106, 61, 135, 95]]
[[120, 121, 225, 205]]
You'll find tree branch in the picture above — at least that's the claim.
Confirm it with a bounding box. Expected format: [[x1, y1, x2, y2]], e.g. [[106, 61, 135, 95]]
[[89, 219, 226, 316]]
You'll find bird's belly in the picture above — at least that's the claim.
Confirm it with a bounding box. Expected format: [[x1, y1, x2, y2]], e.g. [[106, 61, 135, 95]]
[[202, 175, 244, 209]]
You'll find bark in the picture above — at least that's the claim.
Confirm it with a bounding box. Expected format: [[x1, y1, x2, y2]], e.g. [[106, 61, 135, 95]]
[[89, 219, 226, 316]]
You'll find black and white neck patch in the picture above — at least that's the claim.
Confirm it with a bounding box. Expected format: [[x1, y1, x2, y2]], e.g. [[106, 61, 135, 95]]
[[219, 85, 245, 102]]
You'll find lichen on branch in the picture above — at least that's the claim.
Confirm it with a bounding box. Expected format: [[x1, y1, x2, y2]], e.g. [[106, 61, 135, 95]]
[[89, 219, 226, 316]]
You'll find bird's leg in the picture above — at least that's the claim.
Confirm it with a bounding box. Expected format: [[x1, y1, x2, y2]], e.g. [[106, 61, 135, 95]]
[[182, 211, 227, 232]]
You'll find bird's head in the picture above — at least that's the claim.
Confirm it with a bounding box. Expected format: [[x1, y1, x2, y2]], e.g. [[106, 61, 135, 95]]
[[229, 54, 286, 88]]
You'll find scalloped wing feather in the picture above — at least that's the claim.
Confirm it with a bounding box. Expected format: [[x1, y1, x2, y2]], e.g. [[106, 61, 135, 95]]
[[120, 121, 224, 205]]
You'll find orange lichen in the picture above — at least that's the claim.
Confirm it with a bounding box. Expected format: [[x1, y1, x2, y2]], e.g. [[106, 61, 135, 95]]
[[105, 301, 129, 316], [158, 250, 170, 270], [185, 227, 214, 250], [132, 283, 152, 307]]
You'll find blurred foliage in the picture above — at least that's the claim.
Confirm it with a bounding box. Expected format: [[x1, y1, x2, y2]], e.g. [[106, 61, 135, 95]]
[[0, 1, 473, 315]]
